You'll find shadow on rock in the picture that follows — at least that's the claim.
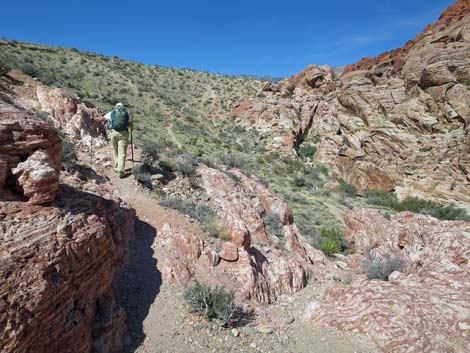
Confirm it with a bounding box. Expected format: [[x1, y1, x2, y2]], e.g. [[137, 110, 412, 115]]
[[230, 308, 256, 328], [116, 218, 162, 353]]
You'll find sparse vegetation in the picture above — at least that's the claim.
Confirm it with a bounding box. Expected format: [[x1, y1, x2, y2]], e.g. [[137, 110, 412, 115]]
[[184, 282, 236, 326], [141, 140, 163, 163], [362, 253, 404, 281], [365, 189, 398, 208], [318, 227, 348, 254], [320, 240, 340, 257], [393, 196, 470, 221], [339, 179, 357, 197], [299, 145, 316, 159], [132, 164, 154, 188], [176, 154, 197, 177], [264, 213, 284, 238], [159, 197, 229, 238]]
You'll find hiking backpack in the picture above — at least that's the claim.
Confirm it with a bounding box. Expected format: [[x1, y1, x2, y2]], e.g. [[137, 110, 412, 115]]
[[110, 108, 129, 131]]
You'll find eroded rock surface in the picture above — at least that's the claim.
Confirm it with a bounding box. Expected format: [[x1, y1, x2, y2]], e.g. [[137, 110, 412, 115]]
[[0, 74, 135, 353], [11, 150, 59, 204], [305, 208, 470, 353], [158, 164, 326, 304], [234, 0, 470, 205]]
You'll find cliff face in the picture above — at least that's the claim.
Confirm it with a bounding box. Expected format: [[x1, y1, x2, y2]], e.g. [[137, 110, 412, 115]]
[[0, 70, 135, 353], [234, 0, 470, 207]]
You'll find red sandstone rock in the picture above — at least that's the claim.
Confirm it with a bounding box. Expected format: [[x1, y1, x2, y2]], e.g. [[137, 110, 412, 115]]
[[0, 182, 135, 353], [0, 82, 135, 353], [233, 1, 470, 202], [159, 223, 203, 260], [156, 224, 203, 284], [219, 242, 239, 262], [196, 165, 324, 303], [12, 150, 59, 204], [306, 208, 470, 352]]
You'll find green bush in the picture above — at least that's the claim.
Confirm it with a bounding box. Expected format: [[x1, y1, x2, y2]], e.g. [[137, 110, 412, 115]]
[[141, 140, 163, 163], [221, 152, 247, 169], [365, 189, 398, 208], [320, 240, 340, 257], [185, 282, 236, 326], [393, 196, 470, 221], [159, 198, 228, 237], [264, 212, 284, 238], [299, 145, 317, 158], [339, 179, 357, 197], [177, 154, 197, 177], [319, 227, 348, 252], [293, 171, 306, 187], [362, 253, 404, 281], [132, 164, 154, 189], [317, 165, 329, 176], [0, 64, 10, 76]]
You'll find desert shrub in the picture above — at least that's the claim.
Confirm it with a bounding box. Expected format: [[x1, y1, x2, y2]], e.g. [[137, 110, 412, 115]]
[[176, 153, 197, 177], [316, 165, 329, 176], [320, 240, 340, 257], [185, 282, 236, 326], [225, 171, 241, 184], [299, 145, 317, 158], [61, 136, 77, 170], [394, 197, 470, 221], [0, 64, 10, 76], [466, 80, 470, 87], [159, 198, 227, 237], [221, 152, 247, 169], [203, 216, 231, 240], [419, 146, 432, 152], [319, 227, 348, 253], [339, 179, 357, 197], [362, 253, 404, 281], [365, 189, 398, 208], [293, 171, 306, 187], [20, 64, 40, 78], [264, 212, 284, 238], [141, 140, 163, 163], [132, 164, 154, 188]]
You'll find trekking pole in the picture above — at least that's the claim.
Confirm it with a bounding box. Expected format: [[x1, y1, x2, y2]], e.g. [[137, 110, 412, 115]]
[[130, 130, 134, 168], [90, 137, 93, 164]]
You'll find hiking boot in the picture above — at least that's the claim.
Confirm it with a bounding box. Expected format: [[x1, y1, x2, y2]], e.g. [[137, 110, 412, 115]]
[[118, 171, 126, 178]]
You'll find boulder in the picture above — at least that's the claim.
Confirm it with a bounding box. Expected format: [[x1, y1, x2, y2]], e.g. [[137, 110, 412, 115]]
[[219, 242, 239, 262], [0, 181, 135, 353], [12, 150, 59, 204]]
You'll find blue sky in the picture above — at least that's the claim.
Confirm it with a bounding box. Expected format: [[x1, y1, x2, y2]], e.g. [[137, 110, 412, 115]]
[[1, 0, 455, 77]]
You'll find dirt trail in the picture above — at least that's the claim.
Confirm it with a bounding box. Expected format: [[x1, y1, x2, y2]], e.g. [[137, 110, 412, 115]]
[[94, 149, 379, 353]]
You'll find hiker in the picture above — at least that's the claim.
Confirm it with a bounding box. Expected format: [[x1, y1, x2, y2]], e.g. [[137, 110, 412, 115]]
[[103, 102, 134, 178]]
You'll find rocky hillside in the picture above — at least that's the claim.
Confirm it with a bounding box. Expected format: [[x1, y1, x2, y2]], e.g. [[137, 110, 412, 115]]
[[234, 0, 470, 211], [0, 39, 261, 139]]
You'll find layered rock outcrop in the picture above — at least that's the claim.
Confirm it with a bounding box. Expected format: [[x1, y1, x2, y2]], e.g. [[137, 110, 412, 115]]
[[0, 92, 61, 202], [158, 164, 326, 304], [234, 0, 470, 205], [0, 73, 135, 353], [305, 208, 470, 353]]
